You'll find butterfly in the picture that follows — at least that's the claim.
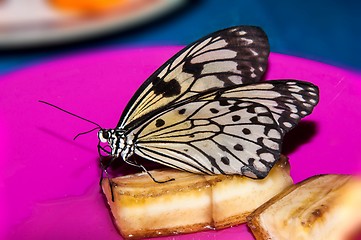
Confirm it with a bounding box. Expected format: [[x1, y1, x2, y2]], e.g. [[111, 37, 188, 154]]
[[98, 26, 319, 179]]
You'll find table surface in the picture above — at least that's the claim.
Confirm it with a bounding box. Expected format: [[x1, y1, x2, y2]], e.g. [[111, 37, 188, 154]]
[[0, 0, 361, 75], [2, 46, 361, 240]]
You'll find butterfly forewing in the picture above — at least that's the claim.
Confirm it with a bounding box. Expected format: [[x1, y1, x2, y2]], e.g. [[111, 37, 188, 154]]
[[119, 26, 270, 129], [131, 99, 282, 178]]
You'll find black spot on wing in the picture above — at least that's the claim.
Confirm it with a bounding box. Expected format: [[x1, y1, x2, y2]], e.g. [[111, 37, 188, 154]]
[[242, 128, 251, 135], [210, 108, 219, 114], [229, 105, 242, 112], [246, 105, 256, 114], [152, 77, 181, 97], [219, 99, 231, 106], [178, 108, 186, 115], [232, 115, 241, 122], [155, 119, 165, 127], [233, 144, 244, 151], [221, 156, 230, 165]]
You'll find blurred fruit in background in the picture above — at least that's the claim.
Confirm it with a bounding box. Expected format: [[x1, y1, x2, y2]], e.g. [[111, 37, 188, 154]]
[[50, 0, 126, 14]]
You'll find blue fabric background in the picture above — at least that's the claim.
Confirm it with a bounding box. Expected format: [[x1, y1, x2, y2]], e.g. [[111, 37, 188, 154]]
[[1, 0, 360, 75]]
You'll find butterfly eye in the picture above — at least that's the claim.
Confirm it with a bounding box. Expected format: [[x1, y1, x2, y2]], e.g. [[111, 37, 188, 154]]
[[99, 130, 110, 142], [103, 131, 110, 139]]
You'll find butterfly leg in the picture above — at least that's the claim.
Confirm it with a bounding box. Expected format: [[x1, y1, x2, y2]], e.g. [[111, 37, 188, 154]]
[[139, 164, 175, 184], [98, 142, 116, 202], [97, 142, 113, 182], [98, 143, 111, 158], [124, 157, 175, 184], [99, 157, 116, 201]]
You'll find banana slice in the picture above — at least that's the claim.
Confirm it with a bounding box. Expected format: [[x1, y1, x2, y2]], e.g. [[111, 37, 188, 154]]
[[102, 155, 293, 239], [247, 174, 361, 240]]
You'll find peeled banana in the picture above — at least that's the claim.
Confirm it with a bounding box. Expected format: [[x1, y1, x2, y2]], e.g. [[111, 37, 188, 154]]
[[102, 155, 293, 239]]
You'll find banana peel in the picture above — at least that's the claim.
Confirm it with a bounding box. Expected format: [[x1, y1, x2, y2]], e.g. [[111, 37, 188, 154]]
[[247, 174, 361, 240]]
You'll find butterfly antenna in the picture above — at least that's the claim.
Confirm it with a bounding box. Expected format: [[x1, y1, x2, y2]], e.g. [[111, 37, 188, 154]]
[[73, 127, 101, 140], [39, 100, 102, 129]]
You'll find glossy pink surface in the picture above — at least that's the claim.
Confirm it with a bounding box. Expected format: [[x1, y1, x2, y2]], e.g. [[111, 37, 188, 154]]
[[1, 47, 360, 239]]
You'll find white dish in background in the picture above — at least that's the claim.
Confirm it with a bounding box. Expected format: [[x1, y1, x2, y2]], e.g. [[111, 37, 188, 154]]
[[0, 0, 185, 47]]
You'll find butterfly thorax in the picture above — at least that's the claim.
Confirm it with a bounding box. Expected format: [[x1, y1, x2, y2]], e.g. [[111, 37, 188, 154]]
[[98, 129, 134, 160]]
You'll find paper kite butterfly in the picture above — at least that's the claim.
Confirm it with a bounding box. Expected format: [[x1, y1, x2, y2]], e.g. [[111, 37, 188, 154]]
[[98, 26, 319, 179]]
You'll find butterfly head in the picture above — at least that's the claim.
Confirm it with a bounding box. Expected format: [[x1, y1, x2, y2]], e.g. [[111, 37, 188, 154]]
[[98, 129, 113, 143], [98, 129, 128, 158]]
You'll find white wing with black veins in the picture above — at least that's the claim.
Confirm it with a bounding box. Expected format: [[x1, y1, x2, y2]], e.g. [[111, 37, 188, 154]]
[[204, 80, 320, 135], [132, 99, 282, 178], [99, 26, 320, 180], [126, 80, 318, 178], [119, 26, 270, 129]]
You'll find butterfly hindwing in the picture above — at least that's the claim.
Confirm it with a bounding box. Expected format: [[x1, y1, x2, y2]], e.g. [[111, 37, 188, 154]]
[[119, 26, 270, 129], [130, 98, 282, 178], [124, 80, 318, 178], [207, 80, 319, 134]]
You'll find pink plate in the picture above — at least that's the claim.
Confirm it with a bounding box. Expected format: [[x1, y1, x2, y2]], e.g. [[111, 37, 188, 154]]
[[1, 47, 361, 239]]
